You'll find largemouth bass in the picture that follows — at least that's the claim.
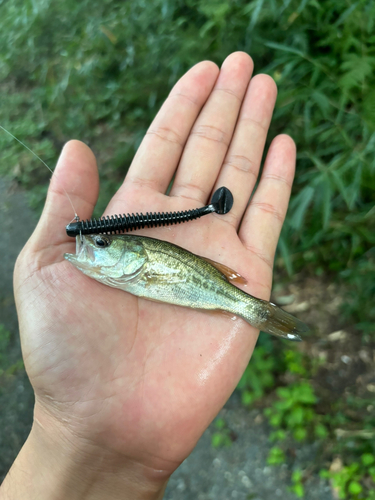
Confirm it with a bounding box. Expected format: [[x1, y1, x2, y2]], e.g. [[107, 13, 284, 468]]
[[64, 234, 310, 341]]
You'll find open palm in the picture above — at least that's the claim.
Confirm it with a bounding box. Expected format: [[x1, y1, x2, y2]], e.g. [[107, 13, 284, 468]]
[[14, 53, 296, 484]]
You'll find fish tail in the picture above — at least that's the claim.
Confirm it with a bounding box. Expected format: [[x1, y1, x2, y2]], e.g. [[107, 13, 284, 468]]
[[242, 300, 310, 341]]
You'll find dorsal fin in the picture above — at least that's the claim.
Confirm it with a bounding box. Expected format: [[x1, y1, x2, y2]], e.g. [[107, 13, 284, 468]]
[[201, 257, 247, 285]]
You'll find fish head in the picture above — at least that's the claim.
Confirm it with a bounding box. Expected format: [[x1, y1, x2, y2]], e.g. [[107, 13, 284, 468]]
[[64, 234, 147, 283]]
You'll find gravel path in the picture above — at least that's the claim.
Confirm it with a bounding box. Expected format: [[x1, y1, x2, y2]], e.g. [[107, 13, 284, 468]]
[[0, 178, 334, 499], [165, 402, 333, 500], [0, 179, 35, 480]]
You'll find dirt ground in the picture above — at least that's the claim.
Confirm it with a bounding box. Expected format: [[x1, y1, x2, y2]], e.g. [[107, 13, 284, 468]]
[[0, 179, 36, 479], [1, 177, 372, 498]]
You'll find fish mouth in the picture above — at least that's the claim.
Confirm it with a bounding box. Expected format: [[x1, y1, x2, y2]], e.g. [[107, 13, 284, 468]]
[[64, 235, 96, 271]]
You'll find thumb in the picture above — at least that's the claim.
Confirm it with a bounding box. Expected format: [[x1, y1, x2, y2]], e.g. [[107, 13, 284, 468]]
[[27, 140, 99, 261]]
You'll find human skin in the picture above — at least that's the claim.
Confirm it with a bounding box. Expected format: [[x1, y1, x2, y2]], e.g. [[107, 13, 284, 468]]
[[1, 52, 296, 499]]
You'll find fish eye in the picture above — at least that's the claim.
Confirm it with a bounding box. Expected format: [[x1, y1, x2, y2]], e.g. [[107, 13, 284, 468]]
[[94, 236, 111, 248]]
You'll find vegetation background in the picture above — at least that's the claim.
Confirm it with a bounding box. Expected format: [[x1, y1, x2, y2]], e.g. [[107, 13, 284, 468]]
[[0, 0, 374, 498]]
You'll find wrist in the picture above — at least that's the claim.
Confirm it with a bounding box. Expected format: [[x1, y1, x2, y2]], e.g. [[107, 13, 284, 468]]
[[1, 406, 169, 500]]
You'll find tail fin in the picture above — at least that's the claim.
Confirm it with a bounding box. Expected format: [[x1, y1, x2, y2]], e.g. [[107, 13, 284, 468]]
[[259, 302, 310, 341], [238, 298, 310, 341]]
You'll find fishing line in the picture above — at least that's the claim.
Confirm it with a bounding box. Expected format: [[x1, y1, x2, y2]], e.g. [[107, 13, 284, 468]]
[[0, 125, 79, 220]]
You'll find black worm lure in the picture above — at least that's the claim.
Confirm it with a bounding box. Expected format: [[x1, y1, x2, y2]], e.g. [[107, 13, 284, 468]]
[[66, 186, 234, 237]]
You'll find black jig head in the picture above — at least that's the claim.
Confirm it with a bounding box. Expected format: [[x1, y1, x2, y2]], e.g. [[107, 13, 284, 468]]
[[66, 186, 234, 237]]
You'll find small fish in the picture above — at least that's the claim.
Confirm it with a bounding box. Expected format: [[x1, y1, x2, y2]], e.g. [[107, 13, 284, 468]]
[[64, 234, 310, 341]]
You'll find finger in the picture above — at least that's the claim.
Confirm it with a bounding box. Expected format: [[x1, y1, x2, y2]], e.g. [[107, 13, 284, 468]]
[[169, 52, 254, 203], [213, 75, 277, 229], [239, 134, 296, 269], [28, 140, 99, 257], [120, 61, 219, 196]]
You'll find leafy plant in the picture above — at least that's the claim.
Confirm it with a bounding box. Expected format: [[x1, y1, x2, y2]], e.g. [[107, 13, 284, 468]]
[[283, 349, 308, 377], [237, 346, 277, 406], [267, 446, 285, 466], [211, 417, 233, 448], [289, 468, 305, 499], [321, 453, 375, 500], [264, 381, 327, 442]]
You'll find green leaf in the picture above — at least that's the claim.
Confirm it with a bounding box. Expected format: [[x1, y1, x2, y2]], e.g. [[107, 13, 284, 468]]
[[267, 446, 285, 465], [311, 90, 331, 118], [248, 0, 265, 30], [291, 469, 303, 482], [269, 430, 287, 442], [290, 482, 305, 498], [361, 453, 375, 466], [314, 423, 328, 439], [274, 399, 293, 411], [335, 2, 360, 26], [211, 432, 223, 448], [369, 466, 375, 481], [319, 469, 330, 479], [277, 233, 293, 276], [293, 427, 307, 441], [290, 186, 314, 230], [276, 387, 291, 399], [288, 406, 304, 426], [321, 177, 332, 229], [348, 481, 363, 495], [269, 414, 282, 428], [241, 390, 254, 406], [263, 41, 305, 58], [297, 384, 317, 404], [215, 418, 226, 430], [339, 55, 375, 92]]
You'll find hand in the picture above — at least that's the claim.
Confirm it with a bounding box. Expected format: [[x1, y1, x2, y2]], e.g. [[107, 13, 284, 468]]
[[6, 52, 296, 500]]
